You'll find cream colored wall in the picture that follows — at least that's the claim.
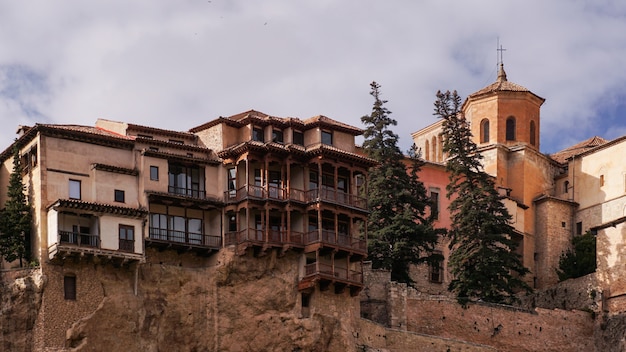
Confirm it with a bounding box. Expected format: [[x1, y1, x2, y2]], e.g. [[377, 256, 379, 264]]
[[333, 130, 355, 152], [99, 215, 144, 253], [410, 120, 444, 163], [573, 140, 626, 211], [95, 119, 128, 136]]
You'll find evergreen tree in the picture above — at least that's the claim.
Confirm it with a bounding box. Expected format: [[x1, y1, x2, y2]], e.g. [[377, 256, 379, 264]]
[[434, 90, 530, 305], [556, 231, 596, 281], [362, 81, 443, 283], [0, 143, 32, 266]]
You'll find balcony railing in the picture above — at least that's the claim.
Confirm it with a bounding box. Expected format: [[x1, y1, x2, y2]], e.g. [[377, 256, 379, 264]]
[[119, 239, 135, 252], [223, 185, 366, 209], [305, 188, 367, 210], [148, 227, 221, 248], [224, 228, 307, 247], [59, 231, 99, 248], [168, 186, 206, 199], [303, 263, 363, 284], [304, 230, 366, 253]]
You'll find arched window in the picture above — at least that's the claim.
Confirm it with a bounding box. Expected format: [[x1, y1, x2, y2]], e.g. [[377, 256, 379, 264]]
[[564, 180, 569, 194], [431, 136, 437, 161], [480, 119, 490, 143], [424, 140, 430, 161], [438, 134, 444, 161], [506, 117, 516, 141], [530, 121, 536, 146]]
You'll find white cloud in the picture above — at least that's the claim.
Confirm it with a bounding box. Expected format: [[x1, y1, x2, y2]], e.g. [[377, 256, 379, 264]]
[[1, 0, 626, 154]]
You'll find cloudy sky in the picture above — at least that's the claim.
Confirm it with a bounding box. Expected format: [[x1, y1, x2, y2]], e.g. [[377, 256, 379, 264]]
[[1, 0, 625, 154]]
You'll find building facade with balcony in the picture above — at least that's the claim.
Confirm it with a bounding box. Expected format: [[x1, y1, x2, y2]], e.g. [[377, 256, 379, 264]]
[[0, 109, 373, 298]]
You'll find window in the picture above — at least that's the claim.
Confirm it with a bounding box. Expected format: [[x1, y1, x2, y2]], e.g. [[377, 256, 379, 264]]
[[530, 121, 536, 146], [429, 256, 443, 283], [309, 171, 319, 190], [424, 140, 430, 161], [64, 275, 77, 300], [253, 127, 264, 142], [150, 166, 159, 181], [600, 175, 605, 187], [114, 190, 125, 203], [321, 130, 332, 145], [119, 225, 135, 252], [480, 119, 490, 143], [272, 129, 283, 143], [301, 292, 311, 318], [293, 131, 304, 146], [227, 168, 237, 197], [168, 162, 205, 198], [69, 179, 81, 200], [149, 213, 204, 244], [431, 136, 437, 161], [564, 180, 569, 194], [430, 189, 440, 220], [506, 117, 516, 141], [576, 222, 583, 236]]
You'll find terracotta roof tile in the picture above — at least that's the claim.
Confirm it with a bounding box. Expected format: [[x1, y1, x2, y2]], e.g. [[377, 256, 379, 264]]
[[549, 136, 608, 163]]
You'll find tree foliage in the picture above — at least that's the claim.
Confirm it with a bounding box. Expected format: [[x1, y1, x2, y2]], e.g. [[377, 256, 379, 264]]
[[362, 81, 444, 284], [556, 231, 596, 281], [435, 90, 531, 306], [0, 143, 32, 266]]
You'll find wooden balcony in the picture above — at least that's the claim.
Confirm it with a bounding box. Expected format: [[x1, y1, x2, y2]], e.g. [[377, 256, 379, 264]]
[[146, 227, 221, 255], [50, 231, 144, 263], [223, 185, 367, 210], [299, 262, 363, 296], [224, 228, 306, 254], [303, 230, 367, 256]]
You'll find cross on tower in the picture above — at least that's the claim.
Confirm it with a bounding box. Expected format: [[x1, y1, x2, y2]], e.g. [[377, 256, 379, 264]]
[[497, 44, 506, 66]]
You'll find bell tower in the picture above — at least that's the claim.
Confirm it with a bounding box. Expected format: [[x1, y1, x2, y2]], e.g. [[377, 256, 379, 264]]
[[463, 63, 545, 151]]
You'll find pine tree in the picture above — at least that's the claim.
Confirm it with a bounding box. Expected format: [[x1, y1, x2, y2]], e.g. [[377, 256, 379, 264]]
[[0, 143, 32, 266], [362, 81, 443, 283], [556, 231, 596, 281], [434, 90, 530, 306]]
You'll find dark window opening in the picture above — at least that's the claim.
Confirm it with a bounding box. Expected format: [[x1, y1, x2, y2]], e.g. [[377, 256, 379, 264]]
[[321, 131, 333, 145], [168, 162, 205, 198], [530, 121, 536, 146], [506, 117, 516, 141], [481, 119, 490, 143], [564, 181, 569, 194], [114, 189, 125, 203], [429, 256, 443, 283], [119, 225, 135, 252], [252, 127, 264, 142], [576, 222, 583, 236], [272, 129, 283, 143], [64, 275, 76, 300], [150, 166, 159, 181], [301, 292, 311, 318], [293, 131, 304, 146], [430, 190, 440, 220]]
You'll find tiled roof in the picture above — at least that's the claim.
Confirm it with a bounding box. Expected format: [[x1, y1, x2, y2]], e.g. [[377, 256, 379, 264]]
[[49, 199, 147, 218], [189, 110, 363, 135], [469, 64, 531, 98], [38, 124, 135, 140], [549, 136, 608, 164]]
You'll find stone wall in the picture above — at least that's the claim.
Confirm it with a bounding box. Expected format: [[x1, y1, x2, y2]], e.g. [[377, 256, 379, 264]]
[[519, 273, 601, 313]]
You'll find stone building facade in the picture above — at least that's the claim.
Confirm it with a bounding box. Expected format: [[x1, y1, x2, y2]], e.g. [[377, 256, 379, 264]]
[[411, 63, 626, 308]]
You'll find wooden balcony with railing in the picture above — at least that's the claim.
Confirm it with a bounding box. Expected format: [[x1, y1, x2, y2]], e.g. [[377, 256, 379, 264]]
[[50, 230, 144, 262], [303, 230, 367, 256], [299, 262, 364, 296], [168, 186, 206, 199], [223, 185, 367, 210], [147, 227, 221, 254]]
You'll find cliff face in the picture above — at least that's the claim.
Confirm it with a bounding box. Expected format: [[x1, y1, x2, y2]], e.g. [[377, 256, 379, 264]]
[[44, 248, 359, 351], [0, 268, 43, 352]]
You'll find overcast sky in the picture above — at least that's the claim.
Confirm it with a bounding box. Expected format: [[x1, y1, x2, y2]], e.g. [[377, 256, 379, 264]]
[[1, 0, 625, 154]]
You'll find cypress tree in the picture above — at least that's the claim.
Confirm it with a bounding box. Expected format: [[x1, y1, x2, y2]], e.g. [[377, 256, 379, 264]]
[[434, 90, 530, 305], [0, 143, 32, 266], [362, 81, 443, 283]]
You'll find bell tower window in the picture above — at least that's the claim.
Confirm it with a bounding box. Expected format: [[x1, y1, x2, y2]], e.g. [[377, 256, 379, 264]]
[[480, 119, 490, 143], [530, 121, 536, 146], [506, 117, 516, 141]]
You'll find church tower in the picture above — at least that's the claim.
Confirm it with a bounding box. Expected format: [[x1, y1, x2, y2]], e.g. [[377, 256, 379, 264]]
[[463, 63, 545, 152]]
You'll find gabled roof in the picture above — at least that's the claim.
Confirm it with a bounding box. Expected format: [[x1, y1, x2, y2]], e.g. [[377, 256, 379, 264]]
[[549, 136, 608, 164]]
